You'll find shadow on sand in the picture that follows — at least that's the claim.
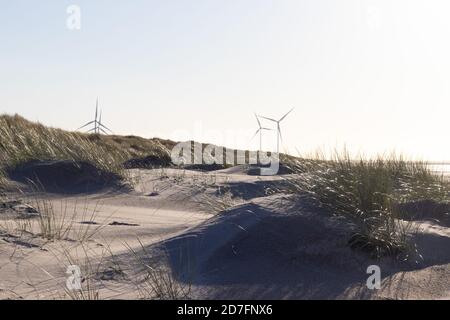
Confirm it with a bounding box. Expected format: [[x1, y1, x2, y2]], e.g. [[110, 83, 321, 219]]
[[7, 160, 126, 195], [155, 201, 450, 299]]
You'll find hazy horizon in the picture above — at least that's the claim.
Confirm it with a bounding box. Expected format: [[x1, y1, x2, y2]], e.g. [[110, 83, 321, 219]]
[[2, 0, 450, 161]]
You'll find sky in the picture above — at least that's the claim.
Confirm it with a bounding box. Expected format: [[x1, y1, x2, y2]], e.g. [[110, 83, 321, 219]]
[[1, 0, 449, 161]]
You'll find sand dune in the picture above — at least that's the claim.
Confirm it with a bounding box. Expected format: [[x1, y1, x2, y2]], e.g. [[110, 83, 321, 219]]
[[0, 165, 449, 300]]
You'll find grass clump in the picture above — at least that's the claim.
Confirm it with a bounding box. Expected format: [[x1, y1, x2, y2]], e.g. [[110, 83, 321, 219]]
[[288, 151, 449, 259], [0, 114, 128, 178], [9, 198, 107, 242], [0, 114, 173, 186], [126, 240, 192, 300], [61, 244, 103, 300]]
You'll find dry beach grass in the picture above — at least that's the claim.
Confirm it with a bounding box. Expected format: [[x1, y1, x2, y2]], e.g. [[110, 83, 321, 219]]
[[286, 151, 449, 259]]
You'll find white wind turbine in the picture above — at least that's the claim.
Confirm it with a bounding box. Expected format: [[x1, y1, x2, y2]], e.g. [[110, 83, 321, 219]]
[[259, 108, 294, 154], [96, 109, 113, 135], [77, 98, 113, 134], [251, 113, 272, 151]]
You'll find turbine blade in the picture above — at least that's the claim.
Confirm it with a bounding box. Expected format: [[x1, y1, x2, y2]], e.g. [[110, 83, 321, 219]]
[[261, 127, 272, 131], [250, 129, 261, 141], [278, 124, 283, 144], [98, 123, 112, 132], [95, 99, 98, 122], [258, 115, 277, 122], [279, 107, 294, 122], [254, 113, 261, 127], [99, 127, 108, 135], [77, 121, 95, 130]]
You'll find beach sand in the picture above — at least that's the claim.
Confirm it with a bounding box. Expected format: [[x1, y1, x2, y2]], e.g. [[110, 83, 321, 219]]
[[0, 165, 448, 300]]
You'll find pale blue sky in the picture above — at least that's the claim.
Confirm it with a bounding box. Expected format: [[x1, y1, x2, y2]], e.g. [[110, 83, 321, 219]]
[[1, 0, 449, 160]]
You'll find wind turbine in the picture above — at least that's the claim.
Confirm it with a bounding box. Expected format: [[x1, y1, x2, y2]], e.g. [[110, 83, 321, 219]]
[[96, 109, 113, 135], [77, 98, 113, 134], [251, 114, 272, 151], [259, 108, 294, 154]]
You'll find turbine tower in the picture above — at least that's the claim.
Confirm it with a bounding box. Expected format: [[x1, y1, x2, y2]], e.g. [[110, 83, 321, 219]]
[[251, 114, 272, 151], [259, 108, 294, 154], [77, 98, 113, 134]]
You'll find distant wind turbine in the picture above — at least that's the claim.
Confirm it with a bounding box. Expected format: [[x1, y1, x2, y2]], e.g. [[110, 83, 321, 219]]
[[259, 108, 294, 154], [251, 113, 272, 151], [77, 98, 113, 134], [96, 109, 113, 135]]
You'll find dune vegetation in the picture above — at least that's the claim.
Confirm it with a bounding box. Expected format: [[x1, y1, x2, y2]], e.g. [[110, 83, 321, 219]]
[[287, 151, 449, 259], [1, 114, 448, 260], [0, 114, 172, 187], [0, 115, 449, 300]]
